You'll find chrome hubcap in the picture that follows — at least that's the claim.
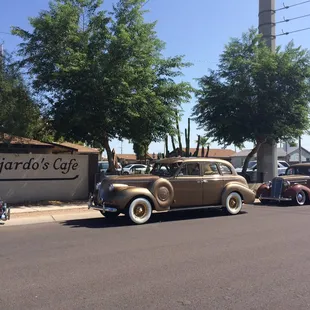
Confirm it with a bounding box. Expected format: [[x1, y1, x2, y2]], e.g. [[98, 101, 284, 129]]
[[134, 204, 146, 218], [229, 198, 238, 209], [297, 193, 304, 202]]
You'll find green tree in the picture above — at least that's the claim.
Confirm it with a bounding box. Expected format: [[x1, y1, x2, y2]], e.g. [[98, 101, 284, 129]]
[[193, 28, 310, 175], [0, 52, 43, 139], [12, 0, 192, 171], [133, 140, 149, 162]]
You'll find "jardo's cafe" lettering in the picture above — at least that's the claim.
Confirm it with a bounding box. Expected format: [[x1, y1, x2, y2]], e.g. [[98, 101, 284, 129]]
[[0, 157, 79, 175]]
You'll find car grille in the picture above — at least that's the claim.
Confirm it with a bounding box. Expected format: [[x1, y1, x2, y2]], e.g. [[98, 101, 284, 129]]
[[270, 178, 283, 198]]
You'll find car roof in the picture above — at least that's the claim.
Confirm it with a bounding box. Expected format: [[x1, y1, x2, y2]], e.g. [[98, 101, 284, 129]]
[[290, 163, 310, 167], [156, 157, 232, 165]]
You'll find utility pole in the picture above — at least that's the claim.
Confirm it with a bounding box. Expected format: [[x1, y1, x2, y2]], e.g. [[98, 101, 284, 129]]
[[299, 136, 302, 163], [257, 0, 278, 182]]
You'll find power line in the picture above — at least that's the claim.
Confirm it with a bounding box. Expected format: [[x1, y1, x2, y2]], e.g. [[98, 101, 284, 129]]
[[276, 13, 310, 24], [277, 26, 310, 36], [276, 0, 310, 11]]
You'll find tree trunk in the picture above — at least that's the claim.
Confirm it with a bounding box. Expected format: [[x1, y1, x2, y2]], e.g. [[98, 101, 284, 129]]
[[171, 135, 176, 152], [165, 135, 169, 157], [102, 135, 115, 173], [241, 142, 263, 176], [185, 118, 190, 157], [201, 146, 205, 157]]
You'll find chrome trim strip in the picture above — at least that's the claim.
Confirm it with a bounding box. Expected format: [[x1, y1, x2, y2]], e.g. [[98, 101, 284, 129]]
[[259, 195, 292, 201]]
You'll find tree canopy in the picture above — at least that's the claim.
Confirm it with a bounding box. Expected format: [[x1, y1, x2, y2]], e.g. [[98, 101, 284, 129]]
[[12, 0, 193, 170], [0, 52, 45, 140], [193, 28, 310, 173]]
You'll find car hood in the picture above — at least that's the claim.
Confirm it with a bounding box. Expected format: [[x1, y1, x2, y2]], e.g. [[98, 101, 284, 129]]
[[278, 175, 310, 182], [102, 174, 160, 187]]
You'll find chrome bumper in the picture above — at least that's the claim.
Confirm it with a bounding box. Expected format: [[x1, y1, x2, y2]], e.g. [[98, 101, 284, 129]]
[[259, 195, 292, 202], [1, 203, 10, 221], [87, 194, 118, 213]]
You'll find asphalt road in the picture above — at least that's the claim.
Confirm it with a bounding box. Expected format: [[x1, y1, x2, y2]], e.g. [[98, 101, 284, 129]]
[[2, 204, 310, 310]]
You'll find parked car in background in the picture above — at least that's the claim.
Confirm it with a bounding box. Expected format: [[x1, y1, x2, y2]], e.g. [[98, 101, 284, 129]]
[[0, 199, 10, 221], [256, 163, 310, 206], [98, 161, 122, 174], [122, 164, 147, 175], [88, 157, 255, 225], [235, 160, 289, 182]]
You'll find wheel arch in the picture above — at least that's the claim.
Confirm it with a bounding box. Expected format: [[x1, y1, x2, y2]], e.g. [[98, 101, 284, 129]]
[[125, 194, 156, 211], [221, 182, 255, 206], [283, 184, 310, 202]]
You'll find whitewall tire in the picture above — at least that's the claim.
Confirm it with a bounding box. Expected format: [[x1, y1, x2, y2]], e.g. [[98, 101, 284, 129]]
[[294, 191, 307, 206], [128, 197, 153, 224], [225, 192, 243, 215]]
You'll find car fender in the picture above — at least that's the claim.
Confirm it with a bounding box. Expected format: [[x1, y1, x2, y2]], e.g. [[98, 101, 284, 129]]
[[221, 182, 256, 205], [110, 186, 163, 211], [282, 184, 310, 200], [256, 183, 270, 198]]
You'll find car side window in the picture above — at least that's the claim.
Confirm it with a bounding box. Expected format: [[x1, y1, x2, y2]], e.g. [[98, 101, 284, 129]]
[[286, 168, 294, 175], [219, 163, 232, 175], [203, 163, 220, 175], [179, 163, 201, 176]]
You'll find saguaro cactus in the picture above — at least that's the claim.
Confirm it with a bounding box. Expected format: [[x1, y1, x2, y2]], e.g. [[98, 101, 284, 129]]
[[175, 111, 183, 156], [193, 135, 200, 157]]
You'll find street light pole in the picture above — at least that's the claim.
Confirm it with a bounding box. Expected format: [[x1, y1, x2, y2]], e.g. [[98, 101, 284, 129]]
[[257, 0, 278, 182]]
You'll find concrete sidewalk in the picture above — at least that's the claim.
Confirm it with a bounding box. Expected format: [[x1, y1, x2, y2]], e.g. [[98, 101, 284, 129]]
[[2, 201, 98, 226], [11, 203, 88, 215]]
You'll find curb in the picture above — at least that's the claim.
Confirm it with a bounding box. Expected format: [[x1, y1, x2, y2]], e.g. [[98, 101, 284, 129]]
[[1, 211, 99, 227]]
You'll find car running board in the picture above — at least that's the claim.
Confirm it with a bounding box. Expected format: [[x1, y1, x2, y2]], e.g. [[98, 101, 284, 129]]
[[165, 205, 226, 212]]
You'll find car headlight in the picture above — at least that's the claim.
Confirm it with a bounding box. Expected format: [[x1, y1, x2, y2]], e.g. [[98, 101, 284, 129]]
[[96, 182, 101, 190], [263, 181, 272, 187], [109, 183, 129, 192], [283, 180, 290, 187]]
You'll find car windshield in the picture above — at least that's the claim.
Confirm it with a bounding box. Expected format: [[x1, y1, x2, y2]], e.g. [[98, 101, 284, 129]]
[[286, 166, 310, 176], [247, 161, 257, 169], [151, 162, 182, 176]]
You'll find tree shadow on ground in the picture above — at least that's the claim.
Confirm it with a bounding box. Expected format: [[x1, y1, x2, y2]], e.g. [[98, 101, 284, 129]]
[[61, 208, 248, 229]]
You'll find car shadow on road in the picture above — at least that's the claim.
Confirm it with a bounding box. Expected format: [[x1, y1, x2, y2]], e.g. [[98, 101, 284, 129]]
[[61, 208, 248, 229], [253, 201, 310, 208]]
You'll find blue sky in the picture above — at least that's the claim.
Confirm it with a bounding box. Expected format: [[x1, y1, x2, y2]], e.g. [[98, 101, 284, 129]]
[[1, 0, 310, 156]]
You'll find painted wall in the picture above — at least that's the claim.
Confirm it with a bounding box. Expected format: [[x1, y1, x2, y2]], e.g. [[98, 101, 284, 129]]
[[0, 154, 89, 203]]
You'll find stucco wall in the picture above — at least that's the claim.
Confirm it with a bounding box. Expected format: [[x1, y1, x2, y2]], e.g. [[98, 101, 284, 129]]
[[0, 154, 89, 203], [288, 149, 310, 163]]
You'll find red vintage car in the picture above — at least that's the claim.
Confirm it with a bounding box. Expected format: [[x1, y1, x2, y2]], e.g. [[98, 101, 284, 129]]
[[256, 163, 310, 206]]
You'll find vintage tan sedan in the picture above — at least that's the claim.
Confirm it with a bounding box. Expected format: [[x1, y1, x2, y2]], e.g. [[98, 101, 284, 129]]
[[88, 157, 255, 224]]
